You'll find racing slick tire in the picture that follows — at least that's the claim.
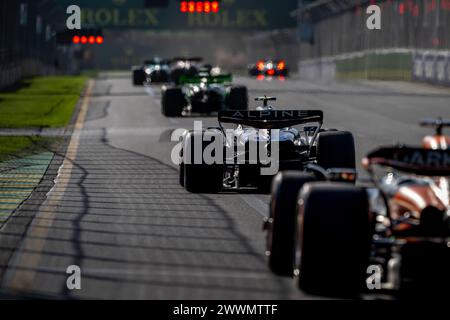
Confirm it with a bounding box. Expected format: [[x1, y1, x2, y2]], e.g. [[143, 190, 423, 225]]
[[179, 161, 185, 187], [248, 68, 259, 77], [316, 131, 355, 169], [280, 69, 289, 77], [226, 86, 248, 110], [183, 131, 224, 193], [132, 69, 146, 86], [294, 183, 371, 296], [267, 171, 316, 276], [161, 87, 185, 117]]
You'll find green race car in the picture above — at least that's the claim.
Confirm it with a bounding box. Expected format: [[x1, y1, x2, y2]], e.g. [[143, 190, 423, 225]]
[[161, 72, 248, 117]]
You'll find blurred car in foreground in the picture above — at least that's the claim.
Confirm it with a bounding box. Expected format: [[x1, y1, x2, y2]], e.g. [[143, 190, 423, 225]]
[[267, 144, 450, 297], [178, 96, 356, 193], [248, 60, 289, 77], [161, 72, 248, 117]]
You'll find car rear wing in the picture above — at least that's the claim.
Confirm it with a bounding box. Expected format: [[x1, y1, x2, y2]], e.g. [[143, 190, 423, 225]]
[[179, 74, 232, 85], [363, 146, 450, 176], [218, 110, 323, 129], [171, 57, 203, 63], [420, 117, 450, 135]]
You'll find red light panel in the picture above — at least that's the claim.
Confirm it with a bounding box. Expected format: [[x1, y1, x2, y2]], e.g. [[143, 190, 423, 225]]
[[211, 1, 219, 12], [188, 1, 195, 13], [181, 1, 188, 12], [81, 36, 88, 44], [204, 1, 211, 13], [73, 35, 80, 44], [88, 36, 95, 44], [181, 1, 219, 13], [96, 36, 104, 44], [398, 2, 405, 15], [196, 1, 203, 12]]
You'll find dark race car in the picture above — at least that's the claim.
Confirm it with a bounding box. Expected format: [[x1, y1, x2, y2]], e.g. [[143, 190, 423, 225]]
[[131, 57, 171, 85], [161, 72, 248, 117], [178, 96, 356, 193], [266, 145, 450, 297], [169, 57, 205, 85], [248, 60, 289, 77]]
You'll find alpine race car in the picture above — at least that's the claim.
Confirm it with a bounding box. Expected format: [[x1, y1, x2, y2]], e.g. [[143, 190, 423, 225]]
[[178, 96, 356, 193], [266, 145, 450, 297], [161, 72, 248, 117], [421, 117, 450, 149], [131, 58, 171, 85], [248, 60, 289, 77]]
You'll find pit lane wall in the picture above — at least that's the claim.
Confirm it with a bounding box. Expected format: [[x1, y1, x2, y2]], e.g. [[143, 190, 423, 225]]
[[298, 49, 450, 86]]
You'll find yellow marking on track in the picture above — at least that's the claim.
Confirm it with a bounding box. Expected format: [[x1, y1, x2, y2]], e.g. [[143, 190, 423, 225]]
[[0, 179, 41, 183], [5, 80, 94, 292], [0, 199, 23, 203]]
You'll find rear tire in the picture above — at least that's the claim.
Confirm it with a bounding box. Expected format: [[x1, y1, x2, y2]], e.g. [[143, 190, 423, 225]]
[[295, 183, 371, 296], [226, 86, 248, 110], [132, 69, 145, 86], [316, 131, 355, 169], [162, 87, 185, 117], [267, 171, 316, 276], [179, 162, 185, 187], [183, 131, 224, 193]]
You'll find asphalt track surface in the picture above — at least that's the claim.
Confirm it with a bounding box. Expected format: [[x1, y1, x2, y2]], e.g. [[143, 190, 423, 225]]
[[0, 73, 449, 299]]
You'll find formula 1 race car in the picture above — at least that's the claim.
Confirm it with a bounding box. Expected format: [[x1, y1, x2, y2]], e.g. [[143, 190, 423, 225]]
[[161, 72, 248, 117], [131, 58, 171, 85], [266, 145, 450, 297], [421, 117, 450, 149], [248, 60, 289, 77], [169, 57, 206, 85], [178, 96, 356, 193]]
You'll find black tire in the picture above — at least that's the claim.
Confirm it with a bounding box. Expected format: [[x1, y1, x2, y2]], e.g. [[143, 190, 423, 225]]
[[226, 86, 248, 110], [249, 68, 259, 77], [179, 162, 185, 187], [256, 175, 273, 194], [161, 87, 185, 117], [316, 131, 355, 169], [295, 183, 371, 296], [267, 171, 316, 276], [279, 69, 289, 77], [183, 131, 224, 193], [132, 69, 145, 86]]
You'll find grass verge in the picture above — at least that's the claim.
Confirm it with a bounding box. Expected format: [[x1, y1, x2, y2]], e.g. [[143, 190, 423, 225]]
[[0, 76, 87, 128]]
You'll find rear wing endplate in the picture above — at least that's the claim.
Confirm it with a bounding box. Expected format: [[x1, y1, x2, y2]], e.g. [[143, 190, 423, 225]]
[[364, 146, 450, 176]]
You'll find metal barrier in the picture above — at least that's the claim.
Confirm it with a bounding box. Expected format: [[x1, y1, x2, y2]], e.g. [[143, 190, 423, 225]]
[[413, 50, 450, 85], [292, 0, 450, 86], [0, 0, 71, 89], [296, 0, 450, 60]]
